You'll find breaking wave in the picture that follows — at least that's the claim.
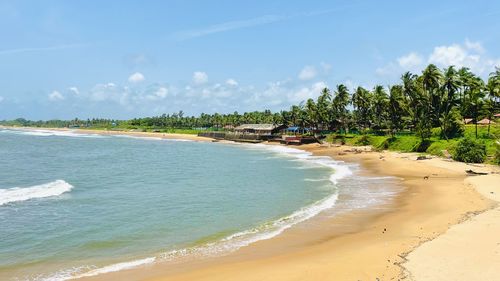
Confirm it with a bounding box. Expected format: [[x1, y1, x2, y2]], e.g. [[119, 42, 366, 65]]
[[0, 180, 74, 206]]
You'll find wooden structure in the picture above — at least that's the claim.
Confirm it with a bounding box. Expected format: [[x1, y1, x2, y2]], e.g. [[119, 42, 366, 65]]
[[477, 118, 495, 125], [464, 118, 473, 124], [233, 124, 286, 135]]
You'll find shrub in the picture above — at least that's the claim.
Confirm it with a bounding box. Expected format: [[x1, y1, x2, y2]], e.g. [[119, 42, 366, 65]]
[[452, 138, 486, 163], [356, 134, 370, 145], [495, 141, 500, 165], [379, 137, 396, 150], [441, 109, 464, 139], [413, 139, 432, 152]]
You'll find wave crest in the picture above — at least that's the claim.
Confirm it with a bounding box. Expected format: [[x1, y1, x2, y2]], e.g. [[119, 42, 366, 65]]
[[0, 180, 74, 206]]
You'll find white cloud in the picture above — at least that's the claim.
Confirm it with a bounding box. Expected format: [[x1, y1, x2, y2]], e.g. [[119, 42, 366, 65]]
[[320, 62, 332, 72], [226, 79, 238, 86], [155, 87, 168, 98], [427, 40, 500, 74], [428, 44, 475, 68], [464, 38, 484, 53], [0, 96, 4, 103], [172, 10, 341, 41], [377, 39, 500, 78], [298, 65, 317, 80], [0, 43, 87, 56], [192, 71, 208, 84], [289, 81, 327, 103], [397, 52, 423, 69], [145, 87, 168, 100], [128, 72, 145, 83], [375, 62, 398, 76], [48, 91, 64, 101], [89, 82, 129, 106], [68, 87, 79, 95]]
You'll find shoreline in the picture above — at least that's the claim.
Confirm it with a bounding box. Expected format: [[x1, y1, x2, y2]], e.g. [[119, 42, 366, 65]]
[[2, 126, 500, 280]]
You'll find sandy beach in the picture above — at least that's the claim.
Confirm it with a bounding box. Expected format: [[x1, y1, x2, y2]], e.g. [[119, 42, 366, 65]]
[[3, 127, 499, 280], [128, 145, 497, 281], [66, 129, 500, 281]]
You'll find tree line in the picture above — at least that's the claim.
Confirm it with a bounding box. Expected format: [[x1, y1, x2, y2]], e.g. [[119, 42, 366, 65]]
[[2, 64, 499, 141]]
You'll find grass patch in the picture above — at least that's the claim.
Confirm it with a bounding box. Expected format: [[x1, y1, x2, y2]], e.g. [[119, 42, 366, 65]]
[[326, 129, 499, 164]]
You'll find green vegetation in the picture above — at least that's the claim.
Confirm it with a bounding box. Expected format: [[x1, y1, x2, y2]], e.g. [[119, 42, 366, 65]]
[[328, 125, 498, 162], [495, 141, 500, 164], [1, 65, 499, 164], [453, 138, 487, 163]]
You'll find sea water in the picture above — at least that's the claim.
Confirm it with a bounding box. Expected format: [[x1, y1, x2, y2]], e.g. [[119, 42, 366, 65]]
[[0, 129, 399, 280]]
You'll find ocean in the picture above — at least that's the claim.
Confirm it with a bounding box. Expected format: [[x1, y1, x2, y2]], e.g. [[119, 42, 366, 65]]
[[0, 128, 399, 280]]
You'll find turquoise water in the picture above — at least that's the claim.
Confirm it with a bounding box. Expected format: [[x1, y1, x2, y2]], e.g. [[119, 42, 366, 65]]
[[0, 129, 353, 280]]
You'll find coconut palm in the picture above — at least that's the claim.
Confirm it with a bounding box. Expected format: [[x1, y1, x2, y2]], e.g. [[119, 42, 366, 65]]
[[352, 86, 372, 130], [440, 66, 462, 139], [401, 72, 419, 131], [332, 84, 350, 134], [421, 64, 443, 126], [388, 85, 405, 137], [372, 85, 389, 130], [316, 87, 332, 130]]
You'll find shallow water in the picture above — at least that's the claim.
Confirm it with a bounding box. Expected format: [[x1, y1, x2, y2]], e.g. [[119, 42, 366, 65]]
[[0, 129, 356, 280]]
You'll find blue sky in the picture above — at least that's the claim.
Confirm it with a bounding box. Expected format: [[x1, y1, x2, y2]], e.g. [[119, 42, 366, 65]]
[[1, 0, 499, 120]]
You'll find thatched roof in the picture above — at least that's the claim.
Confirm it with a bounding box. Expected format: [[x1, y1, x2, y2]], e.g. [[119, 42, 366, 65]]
[[234, 124, 282, 131], [477, 118, 495, 125], [464, 118, 473, 124]]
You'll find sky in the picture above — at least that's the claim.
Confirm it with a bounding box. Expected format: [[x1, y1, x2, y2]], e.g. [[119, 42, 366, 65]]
[[1, 0, 500, 120]]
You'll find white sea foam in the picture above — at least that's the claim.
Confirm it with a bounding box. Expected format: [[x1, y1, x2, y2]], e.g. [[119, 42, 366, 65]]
[[304, 178, 330, 182], [249, 144, 353, 184], [0, 180, 74, 206], [1, 128, 105, 138], [159, 191, 340, 261], [72, 257, 156, 279], [112, 134, 193, 142], [35, 257, 156, 281]]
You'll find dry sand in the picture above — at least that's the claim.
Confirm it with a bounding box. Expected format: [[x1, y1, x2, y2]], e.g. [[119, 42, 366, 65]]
[[403, 174, 500, 281]]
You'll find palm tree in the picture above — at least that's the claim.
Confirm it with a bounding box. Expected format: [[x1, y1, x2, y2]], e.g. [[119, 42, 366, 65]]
[[316, 88, 332, 130], [372, 85, 388, 130], [305, 98, 318, 131], [332, 84, 350, 134], [401, 72, 419, 131], [388, 85, 405, 137], [440, 66, 461, 139], [352, 86, 372, 130], [458, 67, 474, 121], [421, 64, 443, 127], [485, 74, 500, 137], [467, 78, 486, 138]]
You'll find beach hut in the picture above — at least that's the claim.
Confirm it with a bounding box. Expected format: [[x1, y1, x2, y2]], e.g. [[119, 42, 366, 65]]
[[284, 126, 311, 135], [234, 124, 286, 135], [464, 118, 474, 124], [477, 118, 495, 125]]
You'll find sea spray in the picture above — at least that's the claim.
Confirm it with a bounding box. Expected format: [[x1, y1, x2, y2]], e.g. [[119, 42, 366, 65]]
[[0, 180, 74, 206]]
